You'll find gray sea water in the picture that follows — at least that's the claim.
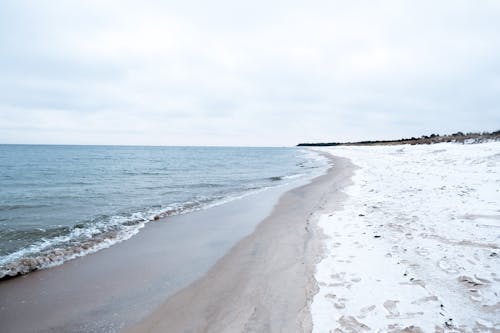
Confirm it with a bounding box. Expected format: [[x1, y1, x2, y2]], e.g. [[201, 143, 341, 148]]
[[0, 145, 326, 278]]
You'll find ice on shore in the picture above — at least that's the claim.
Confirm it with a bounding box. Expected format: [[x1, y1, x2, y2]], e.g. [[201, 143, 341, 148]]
[[312, 142, 500, 332]]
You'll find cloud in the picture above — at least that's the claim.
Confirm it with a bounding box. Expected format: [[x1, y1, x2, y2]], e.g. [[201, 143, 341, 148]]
[[0, 0, 499, 145]]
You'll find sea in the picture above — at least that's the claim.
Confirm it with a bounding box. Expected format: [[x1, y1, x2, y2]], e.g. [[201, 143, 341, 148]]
[[0, 145, 327, 279]]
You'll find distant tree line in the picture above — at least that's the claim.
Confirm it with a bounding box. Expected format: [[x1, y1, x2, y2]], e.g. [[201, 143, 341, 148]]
[[297, 130, 500, 147]]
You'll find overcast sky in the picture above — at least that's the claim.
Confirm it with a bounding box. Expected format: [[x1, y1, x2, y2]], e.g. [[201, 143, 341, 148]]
[[1, 0, 499, 146]]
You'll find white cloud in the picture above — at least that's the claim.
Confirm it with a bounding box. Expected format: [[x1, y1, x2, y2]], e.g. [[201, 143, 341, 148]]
[[0, 0, 499, 145]]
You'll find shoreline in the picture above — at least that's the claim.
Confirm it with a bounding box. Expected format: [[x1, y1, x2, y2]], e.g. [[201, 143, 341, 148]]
[[0, 146, 321, 281], [0, 152, 338, 333], [124, 154, 353, 333]]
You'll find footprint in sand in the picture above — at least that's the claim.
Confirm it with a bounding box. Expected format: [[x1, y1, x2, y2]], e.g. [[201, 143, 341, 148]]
[[415, 247, 430, 257], [328, 272, 347, 287], [468, 289, 483, 302], [357, 305, 376, 319], [457, 275, 488, 302], [475, 318, 499, 331], [437, 258, 460, 274], [337, 315, 370, 332], [361, 305, 376, 313], [383, 300, 400, 318], [334, 302, 346, 309], [458, 275, 488, 288], [400, 312, 425, 319], [386, 324, 425, 333], [399, 279, 426, 288], [411, 295, 439, 305]]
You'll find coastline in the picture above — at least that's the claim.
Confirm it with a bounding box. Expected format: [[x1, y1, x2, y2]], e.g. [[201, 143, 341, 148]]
[[0, 152, 343, 333], [4, 142, 493, 332], [124, 155, 354, 333], [0, 146, 320, 281]]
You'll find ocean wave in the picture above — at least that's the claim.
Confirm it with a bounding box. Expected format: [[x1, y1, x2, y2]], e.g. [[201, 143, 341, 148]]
[[0, 226, 142, 280], [0, 216, 145, 279], [0, 196, 235, 279], [283, 173, 306, 180], [0, 148, 328, 280]]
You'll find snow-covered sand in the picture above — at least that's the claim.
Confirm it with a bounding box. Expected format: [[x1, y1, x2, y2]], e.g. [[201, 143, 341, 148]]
[[312, 142, 500, 332]]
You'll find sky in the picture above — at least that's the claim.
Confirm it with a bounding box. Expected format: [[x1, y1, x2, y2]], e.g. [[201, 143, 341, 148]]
[[0, 0, 499, 146]]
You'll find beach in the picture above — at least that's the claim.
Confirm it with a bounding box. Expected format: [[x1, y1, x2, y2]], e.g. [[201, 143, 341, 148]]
[[2, 1, 499, 331], [1, 142, 498, 332], [124, 141, 499, 333], [0, 172, 322, 332], [312, 142, 500, 332], [125, 155, 353, 333], [0, 150, 339, 332]]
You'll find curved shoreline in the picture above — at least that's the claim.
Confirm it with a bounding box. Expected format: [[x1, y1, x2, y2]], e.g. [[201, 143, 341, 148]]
[[124, 154, 354, 333], [0, 153, 337, 333], [1, 146, 322, 281]]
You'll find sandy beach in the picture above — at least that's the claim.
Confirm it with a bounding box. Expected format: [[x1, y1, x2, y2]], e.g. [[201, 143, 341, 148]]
[[125, 155, 353, 333], [1, 142, 498, 333], [125, 141, 499, 333], [0, 152, 347, 333], [0, 164, 330, 333], [2, 1, 499, 332], [312, 142, 500, 332]]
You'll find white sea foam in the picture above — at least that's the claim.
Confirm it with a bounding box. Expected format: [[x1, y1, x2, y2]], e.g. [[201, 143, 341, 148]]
[[1, 148, 329, 279]]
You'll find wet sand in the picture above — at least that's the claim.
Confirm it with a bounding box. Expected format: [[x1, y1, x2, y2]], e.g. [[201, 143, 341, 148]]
[[125, 156, 353, 333], [0, 180, 310, 332], [0, 154, 353, 333]]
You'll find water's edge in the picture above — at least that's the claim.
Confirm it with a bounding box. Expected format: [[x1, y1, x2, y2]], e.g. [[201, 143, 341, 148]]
[[0, 147, 328, 280], [0, 150, 331, 333], [123, 151, 349, 333]]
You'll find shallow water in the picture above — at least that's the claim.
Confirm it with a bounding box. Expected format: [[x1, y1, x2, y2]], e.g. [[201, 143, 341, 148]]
[[0, 145, 326, 278]]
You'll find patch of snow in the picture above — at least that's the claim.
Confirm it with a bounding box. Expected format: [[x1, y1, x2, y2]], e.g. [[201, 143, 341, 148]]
[[312, 142, 500, 332]]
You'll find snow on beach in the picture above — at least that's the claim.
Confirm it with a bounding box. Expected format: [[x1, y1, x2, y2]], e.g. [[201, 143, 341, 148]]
[[312, 142, 500, 332]]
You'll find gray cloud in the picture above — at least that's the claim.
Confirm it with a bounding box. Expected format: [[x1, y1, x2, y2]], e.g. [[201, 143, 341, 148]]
[[0, 0, 499, 146]]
